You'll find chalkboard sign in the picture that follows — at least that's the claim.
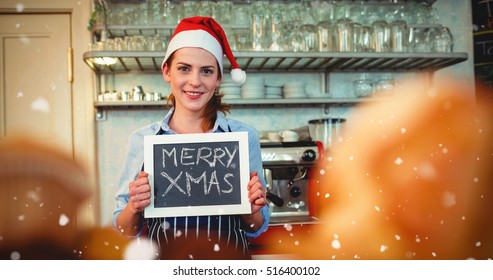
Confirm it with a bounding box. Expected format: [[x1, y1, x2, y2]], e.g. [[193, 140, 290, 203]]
[[472, 0, 493, 92], [143, 132, 251, 218], [473, 30, 493, 92]]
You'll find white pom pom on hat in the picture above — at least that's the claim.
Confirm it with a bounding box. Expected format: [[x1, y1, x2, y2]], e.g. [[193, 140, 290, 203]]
[[161, 16, 247, 85]]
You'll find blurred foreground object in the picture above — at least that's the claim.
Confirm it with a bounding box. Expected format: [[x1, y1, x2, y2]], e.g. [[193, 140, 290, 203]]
[[0, 138, 133, 259], [270, 79, 493, 259]]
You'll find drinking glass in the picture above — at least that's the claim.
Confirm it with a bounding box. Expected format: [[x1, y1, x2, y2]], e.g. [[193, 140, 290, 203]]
[[301, 24, 318, 52], [352, 22, 363, 52], [197, 0, 213, 17], [213, 0, 233, 25], [180, 1, 198, 20], [360, 25, 373, 52], [163, 1, 179, 25], [269, 13, 283, 51], [147, 0, 163, 25], [252, 12, 267, 51], [408, 25, 429, 52], [234, 29, 252, 51], [288, 22, 304, 52], [114, 37, 125, 51], [317, 21, 334, 52], [105, 38, 117, 51], [334, 18, 353, 52], [371, 20, 390, 52], [390, 20, 407, 52]]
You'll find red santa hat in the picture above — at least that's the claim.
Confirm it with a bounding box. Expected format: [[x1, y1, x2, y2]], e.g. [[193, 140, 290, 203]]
[[161, 16, 246, 85]]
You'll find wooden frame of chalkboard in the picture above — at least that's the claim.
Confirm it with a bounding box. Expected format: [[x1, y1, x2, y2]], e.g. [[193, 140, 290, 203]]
[[143, 131, 251, 218]]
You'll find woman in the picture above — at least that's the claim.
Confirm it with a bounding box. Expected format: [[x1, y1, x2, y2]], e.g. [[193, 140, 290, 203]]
[[113, 17, 269, 260]]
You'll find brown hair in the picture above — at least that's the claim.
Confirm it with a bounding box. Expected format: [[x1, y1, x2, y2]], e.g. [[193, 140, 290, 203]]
[[165, 53, 231, 132]]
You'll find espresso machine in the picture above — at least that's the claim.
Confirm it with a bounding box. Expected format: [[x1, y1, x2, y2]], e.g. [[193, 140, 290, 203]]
[[260, 141, 323, 225]]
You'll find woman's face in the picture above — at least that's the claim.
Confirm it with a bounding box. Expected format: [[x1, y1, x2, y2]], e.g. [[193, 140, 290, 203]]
[[163, 47, 221, 114]]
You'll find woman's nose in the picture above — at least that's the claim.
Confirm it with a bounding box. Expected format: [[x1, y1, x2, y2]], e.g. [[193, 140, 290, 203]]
[[188, 72, 201, 87]]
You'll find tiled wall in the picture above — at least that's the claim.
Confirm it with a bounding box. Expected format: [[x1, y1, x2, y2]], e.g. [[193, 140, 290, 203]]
[[96, 0, 474, 225]]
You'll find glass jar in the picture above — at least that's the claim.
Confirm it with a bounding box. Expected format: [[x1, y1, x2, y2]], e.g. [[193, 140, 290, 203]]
[[353, 74, 373, 98], [431, 26, 453, 53], [375, 75, 395, 96]]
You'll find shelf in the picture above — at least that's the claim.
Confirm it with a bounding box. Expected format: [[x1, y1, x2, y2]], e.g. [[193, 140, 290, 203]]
[[94, 97, 366, 109], [83, 51, 468, 74]]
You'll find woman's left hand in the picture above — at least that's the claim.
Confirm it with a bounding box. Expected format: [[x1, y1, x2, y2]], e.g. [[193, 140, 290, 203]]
[[247, 171, 267, 214]]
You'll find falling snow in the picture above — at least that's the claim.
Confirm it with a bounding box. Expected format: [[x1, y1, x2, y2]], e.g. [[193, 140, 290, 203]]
[[10, 251, 21, 260], [331, 234, 341, 250], [16, 3, 25, 12], [416, 162, 437, 179], [380, 245, 388, 253], [331, 239, 341, 250], [31, 97, 50, 113], [442, 191, 456, 208], [394, 157, 404, 165], [213, 244, 220, 252], [123, 238, 158, 260], [283, 224, 293, 232], [58, 214, 69, 226]]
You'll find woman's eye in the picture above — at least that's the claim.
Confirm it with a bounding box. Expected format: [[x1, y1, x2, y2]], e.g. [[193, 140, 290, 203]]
[[202, 68, 214, 75], [178, 66, 190, 72]]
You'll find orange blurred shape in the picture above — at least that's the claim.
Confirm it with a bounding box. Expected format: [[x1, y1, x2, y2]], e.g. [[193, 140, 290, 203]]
[[266, 78, 493, 260], [0, 138, 91, 259]]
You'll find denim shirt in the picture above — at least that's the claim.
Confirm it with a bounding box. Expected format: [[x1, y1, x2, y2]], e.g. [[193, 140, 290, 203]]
[[113, 108, 270, 238]]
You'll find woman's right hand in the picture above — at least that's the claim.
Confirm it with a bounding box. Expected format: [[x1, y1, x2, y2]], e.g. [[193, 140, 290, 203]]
[[127, 171, 151, 214]]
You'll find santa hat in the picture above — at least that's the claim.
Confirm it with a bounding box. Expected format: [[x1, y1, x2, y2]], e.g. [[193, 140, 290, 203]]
[[161, 16, 246, 85]]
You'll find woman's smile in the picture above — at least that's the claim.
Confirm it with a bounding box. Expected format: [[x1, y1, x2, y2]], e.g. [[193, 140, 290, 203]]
[[183, 90, 204, 97]]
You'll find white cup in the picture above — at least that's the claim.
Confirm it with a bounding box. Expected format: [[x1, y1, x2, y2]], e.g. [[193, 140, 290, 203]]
[[267, 132, 281, 142], [279, 130, 299, 142]]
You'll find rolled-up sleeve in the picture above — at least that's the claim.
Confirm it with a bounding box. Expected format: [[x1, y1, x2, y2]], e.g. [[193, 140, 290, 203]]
[[113, 123, 159, 230]]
